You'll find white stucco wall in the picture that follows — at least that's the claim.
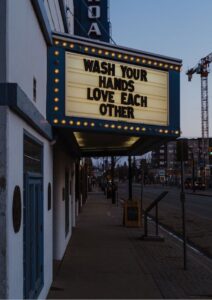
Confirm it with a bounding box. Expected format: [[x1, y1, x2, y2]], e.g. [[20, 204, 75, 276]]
[[7, 0, 47, 117], [53, 146, 75, 260], [6, 110, 53, 300]]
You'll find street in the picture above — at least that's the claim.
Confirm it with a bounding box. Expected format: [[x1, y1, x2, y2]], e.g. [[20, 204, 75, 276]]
[[118, 183, 212, 257]]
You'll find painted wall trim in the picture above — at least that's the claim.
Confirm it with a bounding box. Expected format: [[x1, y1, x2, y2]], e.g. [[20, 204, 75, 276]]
[[0, 83, 53, 140], [58, 0, 69, 33], [30, 0, 53, 45], [0, 0, 7, 81]]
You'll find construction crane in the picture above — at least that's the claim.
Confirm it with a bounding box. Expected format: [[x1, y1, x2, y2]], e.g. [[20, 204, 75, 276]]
[[186, 53, 212, 168]]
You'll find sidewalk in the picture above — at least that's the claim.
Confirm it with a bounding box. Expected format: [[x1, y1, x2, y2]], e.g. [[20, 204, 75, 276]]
[[48, 190, 212, 299]]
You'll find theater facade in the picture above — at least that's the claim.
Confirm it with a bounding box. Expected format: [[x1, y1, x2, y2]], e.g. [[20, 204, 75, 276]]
[[0, 0, 182, 299]]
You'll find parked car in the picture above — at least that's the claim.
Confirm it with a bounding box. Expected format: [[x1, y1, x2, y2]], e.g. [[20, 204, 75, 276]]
[[194, 179, 206, 190], [184, 178, 192, 189]]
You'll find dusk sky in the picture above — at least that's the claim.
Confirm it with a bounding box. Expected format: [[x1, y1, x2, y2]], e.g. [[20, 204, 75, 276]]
[[110, 0, 212, 138]]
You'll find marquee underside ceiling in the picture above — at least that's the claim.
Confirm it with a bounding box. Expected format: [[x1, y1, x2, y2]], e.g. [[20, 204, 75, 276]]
[[55, 128, 175, 157]]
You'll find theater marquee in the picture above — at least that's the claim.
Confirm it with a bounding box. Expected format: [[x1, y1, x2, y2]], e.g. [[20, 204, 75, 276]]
[[48, 35, 181, 137], [65, 52, 169, 126]]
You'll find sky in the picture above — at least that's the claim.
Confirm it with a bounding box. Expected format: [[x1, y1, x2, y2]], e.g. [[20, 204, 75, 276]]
[[110, 0, 212, 138]]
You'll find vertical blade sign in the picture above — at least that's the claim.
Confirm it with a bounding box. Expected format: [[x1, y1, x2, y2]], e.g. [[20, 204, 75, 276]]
[[73, 0, 110, 42]]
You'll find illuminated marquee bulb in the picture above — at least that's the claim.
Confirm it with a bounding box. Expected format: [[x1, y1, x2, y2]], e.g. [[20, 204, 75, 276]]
[[54, 69, 59, 74]]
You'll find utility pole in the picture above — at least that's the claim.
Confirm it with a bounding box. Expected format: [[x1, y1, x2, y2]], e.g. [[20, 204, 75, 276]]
[[128, 156, 132, 201]]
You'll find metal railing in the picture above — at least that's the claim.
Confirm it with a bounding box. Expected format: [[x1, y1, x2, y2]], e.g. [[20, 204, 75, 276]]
[[143, 191, 169, 238]]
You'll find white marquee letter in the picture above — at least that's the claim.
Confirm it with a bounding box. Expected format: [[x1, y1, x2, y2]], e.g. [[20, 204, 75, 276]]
[[88, 23, 101, 36]]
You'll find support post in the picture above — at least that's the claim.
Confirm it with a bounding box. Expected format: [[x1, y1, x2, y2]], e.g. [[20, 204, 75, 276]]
[[140, 160, 144, 221], [180, 144, 187, 270], [128, 155, 132, 201], [155, 203, 158, 236], [192, 153, 195, 192], [111, 156, 115, 204]]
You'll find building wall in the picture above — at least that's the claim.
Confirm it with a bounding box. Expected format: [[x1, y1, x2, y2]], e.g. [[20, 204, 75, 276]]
[[0, 107, 8, 299], [0, 0, 7, 81], [53, 144, 75, 260], [0, 0, 77, 298], [7, 0, 47, 117], [6, 110, 53, 300]]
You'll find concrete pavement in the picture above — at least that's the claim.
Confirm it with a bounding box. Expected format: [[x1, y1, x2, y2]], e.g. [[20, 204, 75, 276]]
[[48, 190, 212, 299]]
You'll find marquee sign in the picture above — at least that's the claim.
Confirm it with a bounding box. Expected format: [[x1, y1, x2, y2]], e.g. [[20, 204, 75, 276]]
[[65, 52, 168, 126], [47, 35, 182, 137]]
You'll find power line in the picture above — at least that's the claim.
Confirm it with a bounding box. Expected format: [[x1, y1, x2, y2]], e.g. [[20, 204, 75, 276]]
[[66, 6, 89, 37]]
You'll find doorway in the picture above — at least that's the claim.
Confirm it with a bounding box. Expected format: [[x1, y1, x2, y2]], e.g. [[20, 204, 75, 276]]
[[23, 134, 43, 299]]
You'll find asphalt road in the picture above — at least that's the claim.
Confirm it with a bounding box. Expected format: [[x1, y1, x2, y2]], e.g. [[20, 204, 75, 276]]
[[118, 183, 212, 257]]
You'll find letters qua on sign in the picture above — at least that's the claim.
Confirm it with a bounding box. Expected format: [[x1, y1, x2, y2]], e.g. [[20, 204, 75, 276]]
[[65, 52, 169, 127], [84, 58, 148, 119]]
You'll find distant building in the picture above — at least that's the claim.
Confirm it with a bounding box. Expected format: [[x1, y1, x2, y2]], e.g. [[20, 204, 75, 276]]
[[151, 138, 212, 184]]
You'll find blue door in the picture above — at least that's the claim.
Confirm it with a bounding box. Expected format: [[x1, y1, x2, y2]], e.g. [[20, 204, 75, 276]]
[[24, 173, 43, 299]]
